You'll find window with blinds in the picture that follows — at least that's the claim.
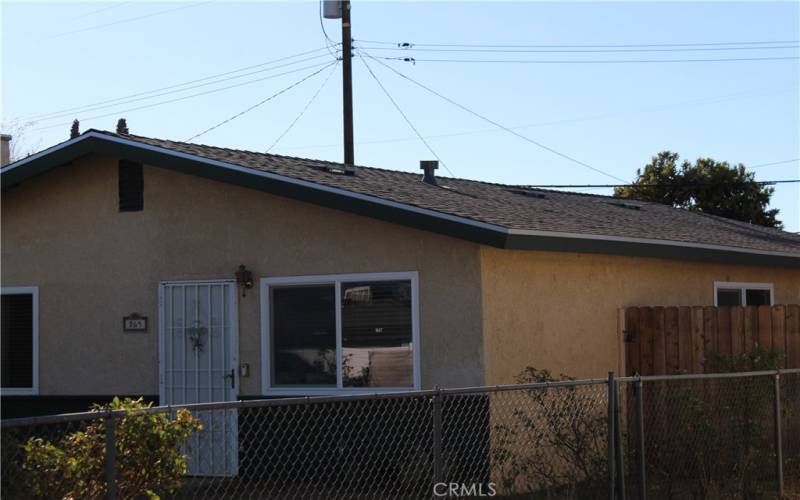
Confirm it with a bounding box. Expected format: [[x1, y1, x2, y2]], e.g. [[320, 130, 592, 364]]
[[1, 292, 35, 391], [341, 281, 413, 388], [264, 273, 418, 394], [271, 285, 337, 386]]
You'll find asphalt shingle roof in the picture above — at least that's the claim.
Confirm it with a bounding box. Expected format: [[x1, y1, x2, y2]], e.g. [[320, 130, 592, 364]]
[[93, 131, 799, 256]]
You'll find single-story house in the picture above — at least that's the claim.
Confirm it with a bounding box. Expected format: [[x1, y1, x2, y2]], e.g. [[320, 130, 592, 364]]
[[3, 130, 799, 422]]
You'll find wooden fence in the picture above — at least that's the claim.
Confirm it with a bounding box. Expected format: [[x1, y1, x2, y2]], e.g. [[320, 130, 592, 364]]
[[623, 305, 800, 376]]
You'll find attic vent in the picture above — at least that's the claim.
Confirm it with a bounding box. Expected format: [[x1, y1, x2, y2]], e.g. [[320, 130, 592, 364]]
[[609, 201, 642, 211], [118, 160, 143, 212], [323, 165, 349, 175], [307, 162, 352, 176], [507, 188, 546, 199], [439, 184, 479, 199]]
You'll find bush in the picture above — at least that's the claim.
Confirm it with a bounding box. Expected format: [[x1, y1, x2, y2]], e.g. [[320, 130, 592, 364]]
[[645, 346, 784, 499], [492, 367, 608, 498], [704, 344, 784, 373], [21, 397, 201, 500]]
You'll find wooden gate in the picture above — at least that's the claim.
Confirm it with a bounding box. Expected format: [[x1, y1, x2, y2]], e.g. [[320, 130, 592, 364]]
[[623, 305, 800, 376]]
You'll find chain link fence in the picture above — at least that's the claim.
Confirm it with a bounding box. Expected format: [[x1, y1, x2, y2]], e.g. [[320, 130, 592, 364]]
[[2, 370, 797, 499], [618, 371, 798, 500]]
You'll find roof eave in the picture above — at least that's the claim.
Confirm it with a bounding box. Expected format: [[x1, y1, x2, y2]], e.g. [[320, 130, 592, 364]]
[[3, 131, 798, 268], [505, 232, 800, 268]]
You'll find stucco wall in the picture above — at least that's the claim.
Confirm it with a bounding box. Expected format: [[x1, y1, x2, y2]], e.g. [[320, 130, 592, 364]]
[[1, 155, 484, 395], [480, 246, 800, 383]]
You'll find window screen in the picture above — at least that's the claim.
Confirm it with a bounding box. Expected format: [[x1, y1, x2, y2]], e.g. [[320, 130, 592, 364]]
[[271, 285, 336, 386], [118, 160, 143, 212], [341, 281, 413, 387], [1, 293, 34, 389]]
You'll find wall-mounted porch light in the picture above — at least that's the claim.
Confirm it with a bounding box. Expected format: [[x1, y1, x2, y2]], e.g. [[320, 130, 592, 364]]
[[235, 265, 254, 297]]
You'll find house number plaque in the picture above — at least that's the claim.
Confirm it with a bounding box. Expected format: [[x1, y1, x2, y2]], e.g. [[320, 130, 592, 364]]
[[123, 313, 148, 332]]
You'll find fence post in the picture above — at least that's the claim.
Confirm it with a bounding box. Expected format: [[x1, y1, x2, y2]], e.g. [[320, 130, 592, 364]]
[[432, 386, 443, 490], [773, 372, 784, 499], [635, 378, 646, 500], [614, 381, 626, 500], [608, 372, 616, 500], [104, 412, 117, 500]]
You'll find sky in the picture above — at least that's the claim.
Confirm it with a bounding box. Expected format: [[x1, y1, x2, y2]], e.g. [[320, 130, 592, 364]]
[[2, 1, 799, 231]]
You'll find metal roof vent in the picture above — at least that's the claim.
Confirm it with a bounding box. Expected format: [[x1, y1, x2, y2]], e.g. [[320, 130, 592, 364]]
[[507, 188, 546, 199], [609, 201, 642, 210], [420, 160, 438, 186]]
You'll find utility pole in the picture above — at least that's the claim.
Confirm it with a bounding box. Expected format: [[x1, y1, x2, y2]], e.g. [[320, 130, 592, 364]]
[[323, 0, 354, 170], [341, 0, 354, 169]]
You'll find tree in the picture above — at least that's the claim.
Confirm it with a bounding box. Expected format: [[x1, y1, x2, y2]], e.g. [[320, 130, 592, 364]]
[[1, 119, 43, 161], [69, 119, 80, 139], [116, 118, 129, 135], [615, 151, 781, 228]]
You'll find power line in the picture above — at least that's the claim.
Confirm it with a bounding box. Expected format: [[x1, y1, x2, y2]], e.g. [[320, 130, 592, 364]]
[[358, 44, 799, 54], [24, 47, 335, 121], [29, 53, 335, 123], [373, 55, 800, 64], [273, 84, 797, 151], [358, 54, 454, 176], [266, 62, 339, 153], [523, 179, 800, 188], [34, 61, 336, 132], [43, 1, 214, 39], [318, 0, 340, 59], [360, 50, 625, 182], [356, 38, 800, 49], [62, 1, 133, 22], [185, 62, 337, 142], [749, 158, 800, 169]]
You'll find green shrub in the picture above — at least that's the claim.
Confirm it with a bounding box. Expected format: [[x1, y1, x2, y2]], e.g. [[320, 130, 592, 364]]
[[21, 397, 201, 500], [704, 344, 784, 373]]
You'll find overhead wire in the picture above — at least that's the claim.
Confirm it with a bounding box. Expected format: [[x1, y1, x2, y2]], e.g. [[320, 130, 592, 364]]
[[62, 1, 133, 22], [43, 1, 214, 39], [359, 50, 625, 182], [355, 38, 800, 48], [523, 179, 800, 189], [272, 84, 797, 151], [357, 44, 800, 54], [24, 47, 336, 121], [29, 53, 335, 123], [357, 52, 454, 176], [319, 0, 341, 59], [749, 158, 800, 169], [266, 61, 340, 153], [185, 62, 337, 142], [34, 61, 336, 132], [371, 55, 800, 64]]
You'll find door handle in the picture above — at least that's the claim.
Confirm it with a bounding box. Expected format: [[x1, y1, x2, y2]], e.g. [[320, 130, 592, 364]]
[[224, 369, 235, 389]]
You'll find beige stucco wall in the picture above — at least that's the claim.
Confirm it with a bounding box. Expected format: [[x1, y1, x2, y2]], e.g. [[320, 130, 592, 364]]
[[480, 246, 800, 383], [1, 155, 484, 395]]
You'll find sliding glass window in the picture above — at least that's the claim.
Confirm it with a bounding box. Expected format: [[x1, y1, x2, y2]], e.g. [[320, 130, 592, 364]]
[[262, 273, 419, 395]]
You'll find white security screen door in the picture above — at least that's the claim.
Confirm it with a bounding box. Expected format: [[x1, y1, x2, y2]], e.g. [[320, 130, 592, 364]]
[[159, 280, 239, 477]]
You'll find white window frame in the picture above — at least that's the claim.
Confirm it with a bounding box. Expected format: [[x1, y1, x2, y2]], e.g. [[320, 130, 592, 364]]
[[1, 286, 39, 396], [713, 281, 774, 306], [260, 272, 420, 396]]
